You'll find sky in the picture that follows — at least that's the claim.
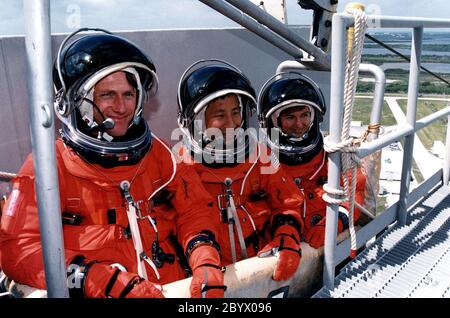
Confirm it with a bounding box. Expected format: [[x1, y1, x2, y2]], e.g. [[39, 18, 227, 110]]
[[0, 0, 450, 36]]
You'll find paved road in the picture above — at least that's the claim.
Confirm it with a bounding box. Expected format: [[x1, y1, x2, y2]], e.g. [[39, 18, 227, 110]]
[[357, 95, 450, 102], [384, 96, 443, 179]]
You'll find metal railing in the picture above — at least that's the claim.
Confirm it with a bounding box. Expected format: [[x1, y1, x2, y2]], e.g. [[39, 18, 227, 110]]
[[23, 0, 68, 298], [202, 0, 450, 291], [322, 13, 450, 289], [20, 0, 450, 297]]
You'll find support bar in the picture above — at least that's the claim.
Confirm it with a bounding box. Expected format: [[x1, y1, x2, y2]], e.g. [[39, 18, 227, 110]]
[[322, 13, 346, 290], [359, 64, 385, 131], [340, 14, 450, 28], [415, 106, 450, 130], [397, 26, 423, 226], [357, 125, 410, 158], [357, 107, 450, 158], [23, 0, 68, 298], [276, 60, 307, 74], [199, 0, 303, 59], [444, 115, 450, 186], [224, 0, 330, 69]]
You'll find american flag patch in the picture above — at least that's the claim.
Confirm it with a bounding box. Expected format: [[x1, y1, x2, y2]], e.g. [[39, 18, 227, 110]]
[[5, 189, 21, 217]]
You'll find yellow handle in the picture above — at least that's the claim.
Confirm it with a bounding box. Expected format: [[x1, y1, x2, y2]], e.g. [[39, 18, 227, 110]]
[[345, 2, 365, 59]]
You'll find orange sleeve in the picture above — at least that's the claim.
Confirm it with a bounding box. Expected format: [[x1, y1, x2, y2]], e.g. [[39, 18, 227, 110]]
[[167, 163, 219, 251], [0, 154, 78, 290]]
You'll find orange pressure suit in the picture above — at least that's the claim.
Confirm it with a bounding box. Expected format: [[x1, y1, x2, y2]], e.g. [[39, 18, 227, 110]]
[[282, 149, 366, 247], [180, 145, 304, 266], [0, 138, 217, 291]]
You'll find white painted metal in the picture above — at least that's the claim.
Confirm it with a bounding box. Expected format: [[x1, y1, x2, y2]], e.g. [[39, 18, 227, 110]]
[[315, 187, 450, 298]]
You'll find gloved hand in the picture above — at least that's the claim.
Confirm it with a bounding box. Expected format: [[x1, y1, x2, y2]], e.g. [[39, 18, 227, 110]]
[[305, 217, 344, 249], [189, 245, 226, 298], [84, 262, 164, 298], [258, 224, 301, 281]]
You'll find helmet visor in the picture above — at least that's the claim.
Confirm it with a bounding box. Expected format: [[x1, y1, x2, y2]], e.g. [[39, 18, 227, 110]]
[[266, 100, 321, 142]]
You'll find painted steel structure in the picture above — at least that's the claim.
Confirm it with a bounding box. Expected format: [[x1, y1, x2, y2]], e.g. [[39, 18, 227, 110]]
[[22, 0, 68, 298], [4, 0, 450, 297], [321, 12, 450, 289]]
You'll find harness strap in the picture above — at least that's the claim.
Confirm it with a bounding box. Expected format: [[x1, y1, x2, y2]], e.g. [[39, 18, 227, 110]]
[[228, 195, 248, 261], [240, 204, 260, 252], [104, 268, 121, 297], [278, 235, 302, 257], [119, 277, 144, 298], [121, 180, 160, 281], [196, 263, 226, 272], [227, 208, 237, 264]]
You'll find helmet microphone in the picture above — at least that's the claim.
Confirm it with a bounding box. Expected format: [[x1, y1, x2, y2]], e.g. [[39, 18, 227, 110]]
[[86, 117, 115, 134], [101, 118, 115, 130]]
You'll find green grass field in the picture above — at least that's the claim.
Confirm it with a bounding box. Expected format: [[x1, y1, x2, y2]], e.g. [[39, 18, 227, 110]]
[[352, 97, 397, 126], [352, 97, 446, 187], [397, 99, 449, 149], [352, 95, 449, 149]]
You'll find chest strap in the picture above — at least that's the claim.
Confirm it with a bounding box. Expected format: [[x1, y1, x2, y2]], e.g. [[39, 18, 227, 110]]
[[224, 178, 248, 263], [120, 180, 160, 281]]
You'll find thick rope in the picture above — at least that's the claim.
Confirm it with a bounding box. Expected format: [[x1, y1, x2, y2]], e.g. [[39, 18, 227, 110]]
[[322, 183, 346, 205], [342, 8, 367, 258], [323, 7, 367, 259]]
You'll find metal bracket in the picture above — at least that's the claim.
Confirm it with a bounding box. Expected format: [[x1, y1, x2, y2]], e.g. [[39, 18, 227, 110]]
[[40, 104, 52, 128], [297, 0, 338, 53]]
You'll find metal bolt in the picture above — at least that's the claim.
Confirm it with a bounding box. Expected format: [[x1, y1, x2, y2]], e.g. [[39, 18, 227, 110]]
[[321, 38, 328, 47]]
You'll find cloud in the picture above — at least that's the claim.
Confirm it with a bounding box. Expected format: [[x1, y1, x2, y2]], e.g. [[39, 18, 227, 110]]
[[1, 0, 450, 36], [0, 0, 23, 36], [46, 0, 237, 34]]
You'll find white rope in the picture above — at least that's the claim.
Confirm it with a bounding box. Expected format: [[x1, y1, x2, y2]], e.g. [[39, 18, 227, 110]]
[[323, 7, 367, 258], [322, 183, 347, 205], [342, 8, 367, 258], [323, 135, 361, 166]]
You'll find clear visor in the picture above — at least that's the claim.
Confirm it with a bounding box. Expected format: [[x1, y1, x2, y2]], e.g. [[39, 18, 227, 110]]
[[193, 91, 255, 149], [76, 65, 144, 130], [194, 93, 244, 132], [266, 100, 322, 141]]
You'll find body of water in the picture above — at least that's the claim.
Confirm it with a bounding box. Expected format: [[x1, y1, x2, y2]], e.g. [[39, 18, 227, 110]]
[[379, 62, 450, 74], [365, 32, 450, 74], [364, 48, 450, 56], [365, 32, 450, 56]]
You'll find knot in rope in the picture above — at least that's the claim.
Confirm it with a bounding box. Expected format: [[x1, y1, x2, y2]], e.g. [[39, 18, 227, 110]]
[[323, 135, 361, 167], [322, 183, 347, 205]]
